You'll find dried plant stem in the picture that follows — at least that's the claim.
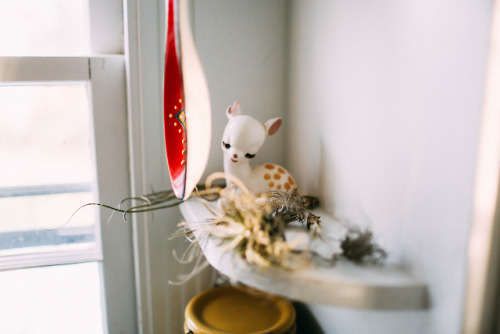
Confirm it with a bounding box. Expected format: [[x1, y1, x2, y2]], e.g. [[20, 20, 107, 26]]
[[55, 185, 223, 231]]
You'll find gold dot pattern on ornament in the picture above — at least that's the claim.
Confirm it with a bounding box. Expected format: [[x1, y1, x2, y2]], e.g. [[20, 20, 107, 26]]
[[168, 101, 187, 168]]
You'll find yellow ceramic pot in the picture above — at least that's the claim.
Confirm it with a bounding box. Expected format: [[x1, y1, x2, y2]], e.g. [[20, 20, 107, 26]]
[[184, 286, 296, 334]]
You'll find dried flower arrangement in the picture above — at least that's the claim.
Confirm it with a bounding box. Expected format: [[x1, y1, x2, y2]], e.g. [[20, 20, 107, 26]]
[[172, 173, 323, 271], [169, 173, 386, 281]]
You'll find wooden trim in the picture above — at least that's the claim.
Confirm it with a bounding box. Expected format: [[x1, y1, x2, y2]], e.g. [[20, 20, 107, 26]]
[[90, 56, 138, 333], [0, 57, 90, 82]]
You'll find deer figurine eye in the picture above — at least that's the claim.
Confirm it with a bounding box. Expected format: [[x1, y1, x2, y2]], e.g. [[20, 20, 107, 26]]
[[245, 153, 256, 159], [222, 141, 231, 149]]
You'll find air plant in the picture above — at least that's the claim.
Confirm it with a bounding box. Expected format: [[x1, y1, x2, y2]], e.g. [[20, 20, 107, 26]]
[[176, 172, 319, 271], [54, 184, 222, 232], [266, 190, 321, 230], [337, 228, 387, 264]]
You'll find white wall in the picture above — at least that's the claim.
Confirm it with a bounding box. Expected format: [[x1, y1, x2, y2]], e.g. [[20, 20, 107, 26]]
[[287, 1, 493, 333], [194, 0, 289, 178], [146, 0, 495, 332]]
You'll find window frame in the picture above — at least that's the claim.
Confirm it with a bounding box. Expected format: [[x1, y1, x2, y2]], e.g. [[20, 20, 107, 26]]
[[0, 1, 137, 332], [0, 57, 101, 270], [124, 0, 214, 332], [0, 55, 138, 333]]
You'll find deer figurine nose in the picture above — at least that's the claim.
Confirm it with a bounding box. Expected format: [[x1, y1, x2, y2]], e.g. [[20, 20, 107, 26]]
[[233, 154, 238, 159]]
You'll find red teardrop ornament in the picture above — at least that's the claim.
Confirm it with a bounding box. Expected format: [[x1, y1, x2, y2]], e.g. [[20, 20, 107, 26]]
[[164, 0, 187, 199]]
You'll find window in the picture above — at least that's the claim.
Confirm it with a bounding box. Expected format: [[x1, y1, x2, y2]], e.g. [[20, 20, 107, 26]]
[[0, 1, 136, 333], [0, 84, 100, 263], [0, 0, 91, 56]]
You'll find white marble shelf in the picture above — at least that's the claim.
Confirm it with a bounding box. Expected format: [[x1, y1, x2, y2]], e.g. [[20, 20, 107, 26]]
[[179, 198, 428, 310]]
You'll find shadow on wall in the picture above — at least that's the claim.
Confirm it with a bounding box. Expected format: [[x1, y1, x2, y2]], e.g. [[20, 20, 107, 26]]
[[293, 302, 325, 334]]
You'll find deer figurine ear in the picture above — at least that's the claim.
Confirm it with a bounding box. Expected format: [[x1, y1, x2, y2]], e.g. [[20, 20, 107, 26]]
[[264, 117, 282, 136], [226, 101, 241, 118]]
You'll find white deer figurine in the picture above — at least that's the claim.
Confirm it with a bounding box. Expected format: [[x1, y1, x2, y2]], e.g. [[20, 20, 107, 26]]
[[221, 101, 297, 194]]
